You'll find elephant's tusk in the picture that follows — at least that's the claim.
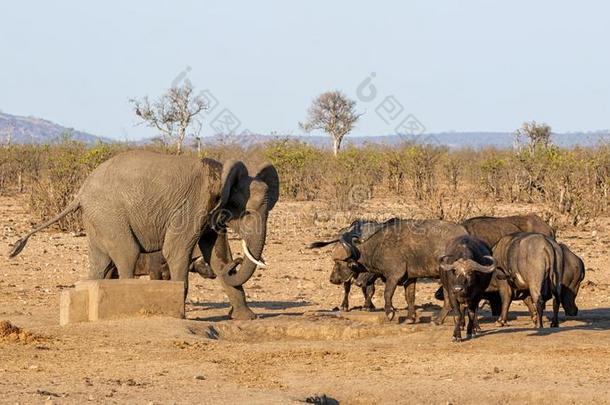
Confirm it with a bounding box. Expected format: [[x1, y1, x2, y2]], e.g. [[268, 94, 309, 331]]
[[241, 239, 267, 268]]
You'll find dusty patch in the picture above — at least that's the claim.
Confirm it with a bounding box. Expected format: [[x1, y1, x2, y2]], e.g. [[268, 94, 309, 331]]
[[1, 194, 610, 404], [0, 319, 44, 344]]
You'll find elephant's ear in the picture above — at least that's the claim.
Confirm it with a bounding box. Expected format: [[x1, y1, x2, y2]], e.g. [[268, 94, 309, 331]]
[[255, 164, 279, 211], [219, 160, 249, 208]]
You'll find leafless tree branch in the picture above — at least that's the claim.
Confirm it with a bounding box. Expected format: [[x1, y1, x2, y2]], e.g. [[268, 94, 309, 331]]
[[130, 81, 207, 154]]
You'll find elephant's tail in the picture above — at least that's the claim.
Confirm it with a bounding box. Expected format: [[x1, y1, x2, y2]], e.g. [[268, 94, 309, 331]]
[[8, 199, 81, 258]]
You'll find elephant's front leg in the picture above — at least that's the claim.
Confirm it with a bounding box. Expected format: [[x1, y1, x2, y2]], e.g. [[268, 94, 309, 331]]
[[209, 232, 256, 320]]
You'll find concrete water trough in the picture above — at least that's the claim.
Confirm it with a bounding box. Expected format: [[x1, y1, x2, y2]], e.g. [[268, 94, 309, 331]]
[[60, 279, 185, 325]]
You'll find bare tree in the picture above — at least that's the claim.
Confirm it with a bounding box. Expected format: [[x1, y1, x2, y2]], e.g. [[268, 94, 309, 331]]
[[300, 91, 362, 156], [2, 123, 14, 148], [189, 120, 204, 155], [515, 121, 552, 151], [130, 81, 207, 154]]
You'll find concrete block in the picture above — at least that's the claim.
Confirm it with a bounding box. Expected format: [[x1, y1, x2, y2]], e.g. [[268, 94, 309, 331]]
[[59, 279, 185, 325], [88, 280, 185, 321], [59, 286, 89, 326]]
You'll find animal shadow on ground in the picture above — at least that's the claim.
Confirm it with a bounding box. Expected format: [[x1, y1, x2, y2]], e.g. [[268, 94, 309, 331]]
[[303, 394, 340, 405], [478, 307, 610, 337], [188, 300, 312, 322], [189, 300, 312, 310], [190, 312, 305, 322]]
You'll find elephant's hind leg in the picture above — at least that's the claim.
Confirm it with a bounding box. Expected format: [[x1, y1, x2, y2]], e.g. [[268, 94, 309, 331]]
[[105, 230, 140, 279], [88, 239, 112, 279]]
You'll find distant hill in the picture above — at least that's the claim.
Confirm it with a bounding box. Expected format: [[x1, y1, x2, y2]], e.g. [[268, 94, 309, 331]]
[[0, 111, 607, 149], [0, 112, 111, 145], [200, 131, 609, 149]]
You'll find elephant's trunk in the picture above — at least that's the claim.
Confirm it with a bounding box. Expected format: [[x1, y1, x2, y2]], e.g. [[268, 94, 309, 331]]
[[222, 214, 267, 287]]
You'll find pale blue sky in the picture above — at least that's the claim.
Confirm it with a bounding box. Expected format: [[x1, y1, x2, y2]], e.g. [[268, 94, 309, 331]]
[[1, 1, 609, 140]]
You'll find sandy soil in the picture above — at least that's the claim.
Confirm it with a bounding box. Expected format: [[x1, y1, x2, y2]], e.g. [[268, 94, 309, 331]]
[[1, 194, 609, 404]]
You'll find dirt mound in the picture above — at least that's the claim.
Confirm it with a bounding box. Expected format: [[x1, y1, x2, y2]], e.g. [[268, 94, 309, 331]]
[[0, 320, 43, 344]]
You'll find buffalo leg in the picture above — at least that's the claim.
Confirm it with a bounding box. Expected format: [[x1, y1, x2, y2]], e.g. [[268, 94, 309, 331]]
[[383, 276, 399, 321], [449, 294, 463, 342], [404, 279, 417, 323], [529, 289, 544, 328], [435, 287, 452, 325], [362, 282, 376, 311], [523, 296, 538, 326], [471, 297, 482, 334], [497, 280, 512, 326], [466, 299, 480, 339], [551, 286, 561, 328], [340, 281, 351, 311]]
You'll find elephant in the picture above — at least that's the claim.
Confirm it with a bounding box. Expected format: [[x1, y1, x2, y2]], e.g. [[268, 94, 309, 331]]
[[104, 248, 217, 280], [9, 150, 279, 320]]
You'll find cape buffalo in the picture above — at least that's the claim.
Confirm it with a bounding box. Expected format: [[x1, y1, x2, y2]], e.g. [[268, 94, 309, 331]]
[[330, 269, 378, 311], [329, 219, 468, 321], [309, 218, 403, 312], [433, 214, 557, 313], [493, 232, 563, 328], [461, 214, 555, 249], [558, 243, 585, 316], [439, 235, 496, 341]]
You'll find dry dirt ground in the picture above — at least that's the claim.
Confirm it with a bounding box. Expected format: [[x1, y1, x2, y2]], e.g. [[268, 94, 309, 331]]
[[1, 194, 609, 404]]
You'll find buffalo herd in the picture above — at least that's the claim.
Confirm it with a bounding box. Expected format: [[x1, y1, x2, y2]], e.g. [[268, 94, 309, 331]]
[[308, 214, 585, 342]]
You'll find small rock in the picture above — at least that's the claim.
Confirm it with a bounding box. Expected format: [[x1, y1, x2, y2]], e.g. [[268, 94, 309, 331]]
[[194, 375, 206, 380], [493, 367, 500, 373]]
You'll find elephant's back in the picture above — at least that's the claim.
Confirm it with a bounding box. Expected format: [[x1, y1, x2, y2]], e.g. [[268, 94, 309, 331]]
[[87, 150, 202, 181], [82, 151, 217, 194], [78, 151, 222, 251]]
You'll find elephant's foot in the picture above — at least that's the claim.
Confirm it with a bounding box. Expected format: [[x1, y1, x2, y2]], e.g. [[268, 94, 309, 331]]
[[229, 305, 257, 320]]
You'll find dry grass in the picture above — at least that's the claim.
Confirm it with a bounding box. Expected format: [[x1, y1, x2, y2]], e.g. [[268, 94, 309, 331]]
[[0, 139, 608, 231]]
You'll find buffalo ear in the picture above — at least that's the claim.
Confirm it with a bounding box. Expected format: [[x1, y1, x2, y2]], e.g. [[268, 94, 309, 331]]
[[255, 164, 279, 211], [331, 243, 351, 261], [439, 255, 454, 272]]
